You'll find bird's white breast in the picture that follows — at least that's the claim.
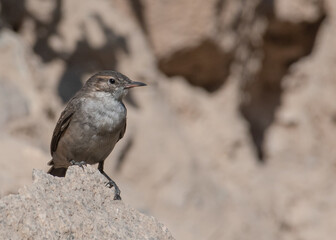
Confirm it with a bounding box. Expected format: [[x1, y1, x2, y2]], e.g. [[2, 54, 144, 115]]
[[81, 92, 126, 132]]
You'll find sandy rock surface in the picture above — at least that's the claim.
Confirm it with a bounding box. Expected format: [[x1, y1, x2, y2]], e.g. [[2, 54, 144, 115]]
[[0, 166, 174, 240]]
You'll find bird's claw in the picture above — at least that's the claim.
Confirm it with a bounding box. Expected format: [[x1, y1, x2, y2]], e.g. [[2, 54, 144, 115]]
[[105, 180, 121, 200], [113, 194, 122, 201], [70, 160, 87, 170]]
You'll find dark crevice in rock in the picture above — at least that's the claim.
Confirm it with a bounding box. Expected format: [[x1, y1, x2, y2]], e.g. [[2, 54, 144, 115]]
[[215, 0, 225, 17], [0, 0, 25, 31], [158, 39, 233, 92], [27, 0, 63, 62], [240, 6, 326, 162], [0, 0, 63, 59], [127, 0, 148, 34]]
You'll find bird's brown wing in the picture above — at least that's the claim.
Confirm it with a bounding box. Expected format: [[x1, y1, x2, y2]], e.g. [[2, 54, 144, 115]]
[[118, 120, 127, 142], [50, 104, 76, 155]]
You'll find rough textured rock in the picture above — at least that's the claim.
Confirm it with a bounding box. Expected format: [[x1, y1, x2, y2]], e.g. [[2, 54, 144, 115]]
[[0, 29, 39, 118], [262, 1, 336, 239], [0, 166, 174, 240], [0, 134, 48, 196], [239, 0, 325, 160], [0, 80, 29, 127], [0, 29, 52, 195], [140, 0, 241, 90]]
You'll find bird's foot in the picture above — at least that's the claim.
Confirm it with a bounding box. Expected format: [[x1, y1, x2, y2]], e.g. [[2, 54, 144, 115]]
[[70, 160, 87, 170], [106, 180, 121, 200]]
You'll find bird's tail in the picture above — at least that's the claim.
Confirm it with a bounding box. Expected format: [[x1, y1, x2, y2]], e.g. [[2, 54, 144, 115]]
[[48, 166, 67, 177]]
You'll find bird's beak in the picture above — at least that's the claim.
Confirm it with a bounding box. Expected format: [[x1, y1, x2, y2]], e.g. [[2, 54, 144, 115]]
[[124, 81, 147, 89]]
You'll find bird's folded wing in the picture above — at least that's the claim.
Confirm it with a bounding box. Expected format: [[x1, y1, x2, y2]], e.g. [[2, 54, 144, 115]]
[[118, 120, 127, 142], [50, 104, 75, 155]]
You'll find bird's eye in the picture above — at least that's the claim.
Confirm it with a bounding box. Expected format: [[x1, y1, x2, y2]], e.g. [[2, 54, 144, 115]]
[[108, 78, 115, 84]]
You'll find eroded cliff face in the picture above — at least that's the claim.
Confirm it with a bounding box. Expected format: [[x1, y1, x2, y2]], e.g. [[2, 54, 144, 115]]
[[0, 0, 334, 239]]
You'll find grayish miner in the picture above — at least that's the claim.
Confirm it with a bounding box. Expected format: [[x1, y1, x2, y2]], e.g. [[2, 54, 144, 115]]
[[48, 70, 146, 200]]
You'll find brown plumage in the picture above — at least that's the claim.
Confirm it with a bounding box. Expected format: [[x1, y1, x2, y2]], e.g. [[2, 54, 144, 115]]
[[48, 70, 146, 200]]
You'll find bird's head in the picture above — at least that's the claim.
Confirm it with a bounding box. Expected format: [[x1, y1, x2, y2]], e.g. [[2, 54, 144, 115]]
[[85, 70, 146, 100]]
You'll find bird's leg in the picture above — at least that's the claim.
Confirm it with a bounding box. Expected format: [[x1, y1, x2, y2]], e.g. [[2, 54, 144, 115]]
[[70, 160, 87, 170], [98, 161, 121, 200]]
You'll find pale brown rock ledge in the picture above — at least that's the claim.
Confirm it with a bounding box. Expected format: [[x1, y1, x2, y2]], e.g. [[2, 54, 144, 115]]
[[0, 165, 174, 240]]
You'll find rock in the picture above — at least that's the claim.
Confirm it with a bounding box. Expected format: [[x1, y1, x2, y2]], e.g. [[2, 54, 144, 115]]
[[0, 165, 174, 240], [0, 135, 48, 197], [263, 1, 336, 239], [275, 0, 325, 22], [239, 0, 325, 160], [20, 0, 156, 103], [0, 28, 57, 154], [265, 0, 334, 168], [0, 80, 29, 127], [0, 0, 25, 31], [139, 0, 246, 90], [0, 29, 39, 118]]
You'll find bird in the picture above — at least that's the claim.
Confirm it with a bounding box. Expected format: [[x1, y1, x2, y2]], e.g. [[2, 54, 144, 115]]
[[47, 70, 146, 200]]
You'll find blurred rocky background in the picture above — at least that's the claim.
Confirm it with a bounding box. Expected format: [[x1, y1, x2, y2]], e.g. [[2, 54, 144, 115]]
[[0, 0, 335, 239]]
